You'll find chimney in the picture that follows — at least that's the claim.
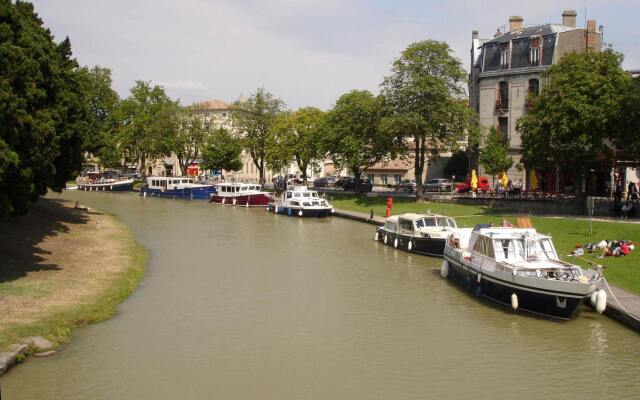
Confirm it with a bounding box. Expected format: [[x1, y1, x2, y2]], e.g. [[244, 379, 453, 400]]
[[562, 10, 577, 28], [494, 29, 502, 38], [509, 16, 523, 32], [586, 19, 602, 51], [472, 30, 479, 40]]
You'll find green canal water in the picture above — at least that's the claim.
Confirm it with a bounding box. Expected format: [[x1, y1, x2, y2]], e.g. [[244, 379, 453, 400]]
[[1, 191, 639, 399]]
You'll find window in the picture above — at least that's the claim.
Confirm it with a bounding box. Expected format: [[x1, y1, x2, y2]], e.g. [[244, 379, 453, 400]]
[[394, 174, 402, 184], [529, 37, 541, 66], [286, 192, 292, 199], [498, 117, 509, 144], [423, 217, 436, 227], [400, 219, 414, 231], [500, 42, 510, 69], [367, 174, 374, 183], [497, 81, 509, 110], [381, 174, 388, 185], [528, 79, 540, 97]]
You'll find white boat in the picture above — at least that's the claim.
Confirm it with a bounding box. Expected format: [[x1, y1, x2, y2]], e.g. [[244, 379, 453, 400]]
[[442, 226, 606, 320], [375, 213, 457, 256], [76, 172, 134, 192], [268, 186, 333, 217]]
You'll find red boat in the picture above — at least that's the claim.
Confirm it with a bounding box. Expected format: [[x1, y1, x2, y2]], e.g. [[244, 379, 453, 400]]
[[209, 182, 272, 207]]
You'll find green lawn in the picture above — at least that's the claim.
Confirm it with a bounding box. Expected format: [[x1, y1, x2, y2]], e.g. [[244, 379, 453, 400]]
[[331, 194, 640, 294]]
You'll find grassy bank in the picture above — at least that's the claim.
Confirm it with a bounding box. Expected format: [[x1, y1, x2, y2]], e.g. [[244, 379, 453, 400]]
[[0, 199, 147, 350], [331, 194, 640, 294]]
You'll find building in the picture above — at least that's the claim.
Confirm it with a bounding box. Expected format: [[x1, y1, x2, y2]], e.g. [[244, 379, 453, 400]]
[[469, 10, 603, 191]]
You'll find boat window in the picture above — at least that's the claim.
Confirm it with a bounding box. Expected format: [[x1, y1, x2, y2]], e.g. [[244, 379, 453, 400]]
[[286, 192, 292, 199], [188, 179, 193, 183], [423, 218, 436, 227], [539, 239, 557, 259], [437, 217, 447, 227], [182, 179, 188, 184], [494, 239, 525, 262], [415, 219, 425, 229], [385, 221, 397, 231], [400, 220, 414, 232], [303, 201, 312, 206], [291, 201, 299, 206], [447, 219, 457, 228], [303, 193, 310, 197], [473, 237, 495, 258], [312, 193, 318, 198]]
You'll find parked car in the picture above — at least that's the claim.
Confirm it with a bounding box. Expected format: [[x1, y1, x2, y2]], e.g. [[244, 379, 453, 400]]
[[395, 179, 416, 192], [455, 177, 490, 193], [341, 177, 373, 192], [334, 176, 351, 189], [424, 178, 453, 192], [313, 176, 337, 188]]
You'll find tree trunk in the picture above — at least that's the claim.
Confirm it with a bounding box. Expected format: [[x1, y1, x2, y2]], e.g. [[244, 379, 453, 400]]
[[414, 136, 425, 201], [259, 158, 265, 184], [140, 154, 147, 179], [354, 168, 362, 193], [300, 160, 308, 186]]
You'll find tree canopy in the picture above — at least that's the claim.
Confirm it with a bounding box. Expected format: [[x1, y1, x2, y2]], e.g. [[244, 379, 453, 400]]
[[517, 50, 631, 193], [200, 128, 243, 174], [114, 81, 178, 177], [232, 88, 285, 184], [170, 105, 211, 176], [381, 40, 470, 200], [324, 90, 400, 191], [479, 127, 513, 183], [267, 107, 326, 185], [0, 1, 88, 216]]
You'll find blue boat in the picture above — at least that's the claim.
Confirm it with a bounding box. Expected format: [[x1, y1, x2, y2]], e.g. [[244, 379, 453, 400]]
[[140, 176, 215, 200]]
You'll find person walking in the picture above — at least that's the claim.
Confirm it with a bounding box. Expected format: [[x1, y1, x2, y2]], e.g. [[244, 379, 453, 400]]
[[614, 180, 623, 204]]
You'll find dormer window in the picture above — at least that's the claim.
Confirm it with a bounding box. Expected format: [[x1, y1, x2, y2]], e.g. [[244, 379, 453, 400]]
[[530, 37, 541, 66], [500, 42, 511, 69]]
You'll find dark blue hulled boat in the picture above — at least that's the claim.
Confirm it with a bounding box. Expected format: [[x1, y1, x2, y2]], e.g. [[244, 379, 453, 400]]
[[140, 176, 215, 200]]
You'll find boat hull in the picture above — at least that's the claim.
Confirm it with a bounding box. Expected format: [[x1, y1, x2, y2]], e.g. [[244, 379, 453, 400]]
[[77, 180, 134, 192], [268, 203, 332, 218], [375, 227, 446, 257], [210, 193, 271, 207], [443, 252, 586, 320], [140, 186, 215, 200]]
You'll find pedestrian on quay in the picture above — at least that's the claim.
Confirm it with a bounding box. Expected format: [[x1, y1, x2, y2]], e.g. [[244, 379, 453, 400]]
[[614, 179, 623, 204]]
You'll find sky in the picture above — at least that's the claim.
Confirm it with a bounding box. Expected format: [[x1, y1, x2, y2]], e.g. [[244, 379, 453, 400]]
[[31, 0, 640, 110]]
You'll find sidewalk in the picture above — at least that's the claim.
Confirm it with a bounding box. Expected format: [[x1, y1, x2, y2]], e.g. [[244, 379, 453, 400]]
[[332, 207, 640, 332]]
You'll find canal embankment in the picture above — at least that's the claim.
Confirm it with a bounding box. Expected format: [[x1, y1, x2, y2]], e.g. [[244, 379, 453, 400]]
[[332, 205, 640, 332], [0, 198, 147, 375]]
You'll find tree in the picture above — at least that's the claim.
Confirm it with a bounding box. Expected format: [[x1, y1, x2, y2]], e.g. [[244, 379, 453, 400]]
[[517, 50, 630, 195], [171, 106, 210, 176], [200, 128, 243, 174], [267, 107, 326, 185], [76, 66, 120, 164], [115, 81, 178, 178], [0, 1, 88, 216], [381, 40, 469, 200], [479, 127, 513, 185], [324, 90, 401, 192], [444, 150, 469, 180], [615, 76, 640, 155], [232, 88, 285, 184]]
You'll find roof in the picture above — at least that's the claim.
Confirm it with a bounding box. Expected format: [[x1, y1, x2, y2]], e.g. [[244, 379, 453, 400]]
[[192, 99, 231, 110], [396, 212, 452, 221], [485, 24, 579, 44]]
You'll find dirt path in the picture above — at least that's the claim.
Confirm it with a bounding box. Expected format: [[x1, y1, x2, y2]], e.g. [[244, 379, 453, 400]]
[[0, 198, 146, 349]]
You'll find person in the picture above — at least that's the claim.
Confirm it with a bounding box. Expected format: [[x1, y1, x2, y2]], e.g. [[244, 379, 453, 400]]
[[614, 180, 623, 204], [621, 202, 634, 218], [632, 182, 639, 201]]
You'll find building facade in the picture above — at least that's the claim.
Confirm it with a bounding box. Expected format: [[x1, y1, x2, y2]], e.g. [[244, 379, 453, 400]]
[[469, 10, 603, 190]]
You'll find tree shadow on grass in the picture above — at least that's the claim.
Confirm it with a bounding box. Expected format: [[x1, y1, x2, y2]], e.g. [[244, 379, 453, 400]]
[[0, 198, 95, 283]]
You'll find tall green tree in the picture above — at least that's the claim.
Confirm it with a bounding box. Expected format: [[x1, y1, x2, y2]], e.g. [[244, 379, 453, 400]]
[[381, 40, 469, 200], [479, 127, 513, 184], [171, 105, 210, 176], [324, 90, 400, 192], [115, 81, 178, 178], [615, 76, 640, 155], [200, 128, 243, 174], [0, 1, 88, 216], [77, 65, 120, 164], [517, 50, 630, 195], [267, 107, 326, 185], [232, 88, 285, 184]]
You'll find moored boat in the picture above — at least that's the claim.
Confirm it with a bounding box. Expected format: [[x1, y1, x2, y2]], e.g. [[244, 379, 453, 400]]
[[140, 176, 215, 200], [209, 182, 272, 207], [77, 172, 134, 192], [268, 186, 333, 217], [442, 226, 606, 320], [375, 213, 457, 257]]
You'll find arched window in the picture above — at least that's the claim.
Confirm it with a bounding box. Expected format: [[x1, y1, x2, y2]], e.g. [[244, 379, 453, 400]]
[[528, 79, 540, 97]]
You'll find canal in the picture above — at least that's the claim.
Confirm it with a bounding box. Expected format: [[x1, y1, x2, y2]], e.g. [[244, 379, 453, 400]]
[[2, 191, 639, 399]]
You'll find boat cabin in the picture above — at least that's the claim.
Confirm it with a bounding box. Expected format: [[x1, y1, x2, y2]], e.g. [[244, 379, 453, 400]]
[[282, 187, 329, 208], [385, 213, 457, 235], [146, 177, 195, 191], [216, 182, 263, 196]]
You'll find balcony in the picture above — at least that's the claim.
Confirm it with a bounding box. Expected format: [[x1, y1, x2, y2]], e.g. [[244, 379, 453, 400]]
[[495, 99, 509, 113]]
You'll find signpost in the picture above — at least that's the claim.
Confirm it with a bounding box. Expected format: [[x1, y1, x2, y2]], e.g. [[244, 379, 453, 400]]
[[587, 196, 595, 236]]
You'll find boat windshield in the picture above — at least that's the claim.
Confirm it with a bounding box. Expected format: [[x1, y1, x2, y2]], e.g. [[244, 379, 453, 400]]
[[494, 237, 557, 262], [417, 217, 436, 228]]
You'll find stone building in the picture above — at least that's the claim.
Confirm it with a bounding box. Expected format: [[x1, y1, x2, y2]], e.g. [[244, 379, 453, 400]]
[[469, 10, 603, 191]]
